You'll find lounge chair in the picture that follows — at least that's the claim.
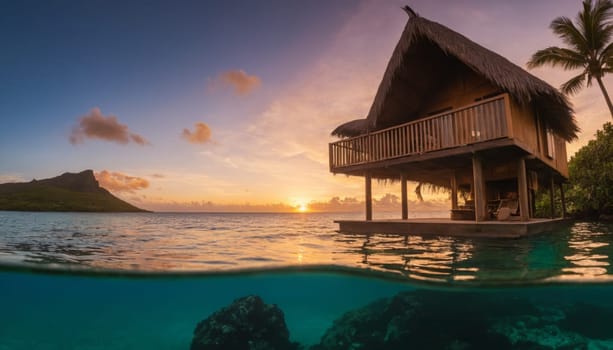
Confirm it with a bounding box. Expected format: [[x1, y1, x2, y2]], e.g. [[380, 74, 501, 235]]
[[495, 199, 519, 221]]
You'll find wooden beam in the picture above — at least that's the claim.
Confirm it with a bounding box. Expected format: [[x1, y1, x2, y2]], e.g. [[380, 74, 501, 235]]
[[401, 174, 408, 220], [472, 154, 487, 221], [559, 182, 566, 218], [549, 175, 555, 219], [450, 172, 458, 210], [517, 157, 530, 221], [365, 173, 372, 221]]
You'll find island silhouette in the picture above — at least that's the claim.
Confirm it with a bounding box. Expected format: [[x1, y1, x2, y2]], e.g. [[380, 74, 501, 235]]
[[0, 170, 146, 212]]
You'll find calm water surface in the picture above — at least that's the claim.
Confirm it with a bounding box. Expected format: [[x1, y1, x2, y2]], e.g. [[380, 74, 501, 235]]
[[0, 211, 612, 284], [2, 211, 613, 349]]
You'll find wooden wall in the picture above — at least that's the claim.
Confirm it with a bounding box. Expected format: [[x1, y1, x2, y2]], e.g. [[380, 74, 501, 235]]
[[509, 101, 539, 153], [508, 98, 569, 178], [416, 67, 499, 117], [554, 135, 569, 177]]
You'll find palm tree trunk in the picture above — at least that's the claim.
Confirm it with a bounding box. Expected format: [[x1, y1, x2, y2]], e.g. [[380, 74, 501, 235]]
[[595, 76, 613, 119]]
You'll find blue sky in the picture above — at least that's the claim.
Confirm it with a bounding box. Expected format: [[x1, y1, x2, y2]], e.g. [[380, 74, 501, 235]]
[[1, 0, 611, 211]]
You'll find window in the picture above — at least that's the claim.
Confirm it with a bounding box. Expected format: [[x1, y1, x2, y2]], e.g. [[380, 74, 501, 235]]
[[546, 128, 555, 159]]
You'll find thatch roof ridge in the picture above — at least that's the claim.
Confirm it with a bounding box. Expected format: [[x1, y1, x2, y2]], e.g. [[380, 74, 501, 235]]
[[332, 13, 579, 141], [331, 118, 370, 137]]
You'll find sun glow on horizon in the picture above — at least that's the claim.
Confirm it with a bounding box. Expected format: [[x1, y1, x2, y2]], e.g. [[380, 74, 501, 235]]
[[296, 203, 309, 212]]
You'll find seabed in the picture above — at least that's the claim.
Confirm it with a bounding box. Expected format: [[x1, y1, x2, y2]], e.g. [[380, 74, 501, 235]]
[[335, 218, 570, 238]]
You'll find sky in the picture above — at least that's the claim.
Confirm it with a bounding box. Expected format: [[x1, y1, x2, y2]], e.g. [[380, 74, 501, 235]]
[[1, 0, 612, 212]]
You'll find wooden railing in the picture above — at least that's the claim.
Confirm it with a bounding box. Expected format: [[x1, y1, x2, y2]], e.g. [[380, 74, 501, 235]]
[[330, 94, 510, 170]]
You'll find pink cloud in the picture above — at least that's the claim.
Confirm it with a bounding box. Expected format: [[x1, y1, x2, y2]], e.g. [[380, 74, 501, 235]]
[[70, 107, 149, 145], [212, 69, 261, 95], [182, 122, 212, 144], [95, 170, 149, 193]]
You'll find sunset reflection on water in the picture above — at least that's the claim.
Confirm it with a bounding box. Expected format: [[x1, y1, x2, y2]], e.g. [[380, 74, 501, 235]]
[[560, 222, 611, 279], [1, 211, 612, 285]]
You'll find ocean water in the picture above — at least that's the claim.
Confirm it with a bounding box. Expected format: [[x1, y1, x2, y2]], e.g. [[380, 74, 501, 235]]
[[1, 211, 613, 349]]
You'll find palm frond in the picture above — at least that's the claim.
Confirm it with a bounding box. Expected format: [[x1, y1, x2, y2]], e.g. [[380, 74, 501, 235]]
[[595, 24, 613, 50], [414, 181, 449, 202], [527, 47, 587, 70], [599, 40, 613, 66], [579, 0, 613, 52], [561, 73, 587, 95], [414, 183, 423, 202], [591, 0, 613, 29], [586, 71, 595, 86], [593, 0, 613, 21], [551, 16, 589, 53]]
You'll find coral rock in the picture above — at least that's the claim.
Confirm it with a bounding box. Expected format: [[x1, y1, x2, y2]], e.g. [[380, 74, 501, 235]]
[[191, 295, 300, 350]]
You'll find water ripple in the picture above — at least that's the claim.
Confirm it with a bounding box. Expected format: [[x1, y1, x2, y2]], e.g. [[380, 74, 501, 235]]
[[1, 211, 613, 285]]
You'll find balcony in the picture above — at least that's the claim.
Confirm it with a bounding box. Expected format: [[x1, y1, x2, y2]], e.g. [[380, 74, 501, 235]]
[[329, 94, 511, 172]]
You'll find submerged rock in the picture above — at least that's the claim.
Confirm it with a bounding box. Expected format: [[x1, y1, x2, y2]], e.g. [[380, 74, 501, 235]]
[[311, 291, 589, 350], [190, 295, 300, 350], [311, 293, 420, 350]]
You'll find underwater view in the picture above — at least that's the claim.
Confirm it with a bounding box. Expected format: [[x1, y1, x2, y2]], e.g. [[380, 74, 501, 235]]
[[1, 211, 613, 349], [6, 0, 613, 348]]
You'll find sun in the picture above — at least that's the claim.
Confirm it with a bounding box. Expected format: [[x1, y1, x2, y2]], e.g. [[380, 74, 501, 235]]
[[297, 203, 309, 212]]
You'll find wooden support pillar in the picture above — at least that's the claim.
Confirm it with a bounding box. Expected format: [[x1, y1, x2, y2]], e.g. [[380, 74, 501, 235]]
[[365, 173, 372, 221], [558, 182, 566, 218], [472, 154, 487, 222], [549, 175, 556, 219], [401, 174, 408, 220], [559, 182, 566, 218], [450, 172, 458, 210], [517, 157, 530, 221]]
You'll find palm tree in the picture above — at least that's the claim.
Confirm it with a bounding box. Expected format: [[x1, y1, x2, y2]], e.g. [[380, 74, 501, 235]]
[[527, 0, 613, 118]]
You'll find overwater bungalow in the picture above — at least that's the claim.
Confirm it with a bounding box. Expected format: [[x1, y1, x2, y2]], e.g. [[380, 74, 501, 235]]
[[329, 8, 578, 237]]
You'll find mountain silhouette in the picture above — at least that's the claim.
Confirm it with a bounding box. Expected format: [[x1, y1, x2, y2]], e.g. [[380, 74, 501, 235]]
[[0, 170, 147, 212]]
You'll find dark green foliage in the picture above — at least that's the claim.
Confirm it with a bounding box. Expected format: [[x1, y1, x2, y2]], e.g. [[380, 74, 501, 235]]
[[0, 170, 145, 212], [534, 188, 564, 218], [566, 123, 613, 217]]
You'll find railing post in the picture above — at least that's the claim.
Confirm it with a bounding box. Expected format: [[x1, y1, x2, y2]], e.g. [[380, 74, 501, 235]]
[[366, 134, 375, 162]]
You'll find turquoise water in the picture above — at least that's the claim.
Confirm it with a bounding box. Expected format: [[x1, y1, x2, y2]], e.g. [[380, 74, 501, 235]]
[[1, 212, 613, 348], [0, 269, 411, 349]]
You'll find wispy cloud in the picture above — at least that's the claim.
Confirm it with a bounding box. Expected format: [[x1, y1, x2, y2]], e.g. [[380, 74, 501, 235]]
[[210, 69, 261, 95], [70, 107, 149, 146], [182, 122, 212, 144], [95, 170, 149, 193]]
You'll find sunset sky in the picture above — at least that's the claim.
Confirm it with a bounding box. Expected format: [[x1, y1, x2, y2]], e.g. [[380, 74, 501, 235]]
[[1, 0, 612, 212]]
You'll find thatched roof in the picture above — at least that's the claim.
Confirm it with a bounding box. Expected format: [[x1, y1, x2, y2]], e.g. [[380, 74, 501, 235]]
[[332, 10, 579, 141], [331, 118, 370, 137]]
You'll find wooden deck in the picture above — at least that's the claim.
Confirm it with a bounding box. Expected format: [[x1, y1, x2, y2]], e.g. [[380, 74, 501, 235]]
[[335, 218, 570, 238], [329, 94, 510, 172]]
